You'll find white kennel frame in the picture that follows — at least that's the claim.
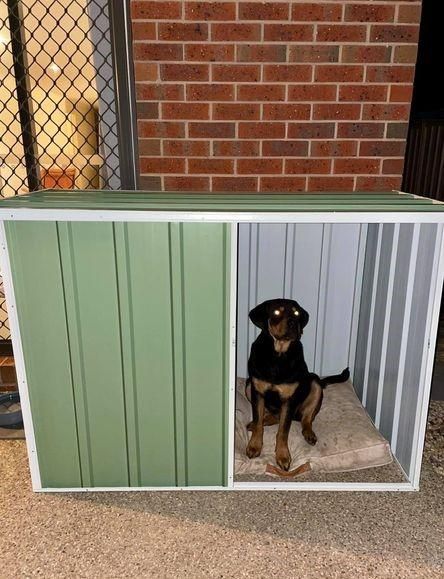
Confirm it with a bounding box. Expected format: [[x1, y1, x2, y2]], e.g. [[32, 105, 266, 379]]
[[0, 193, 443, 492]]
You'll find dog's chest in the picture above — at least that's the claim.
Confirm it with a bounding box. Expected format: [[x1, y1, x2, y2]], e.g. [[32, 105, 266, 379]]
[[253, 379, 299, 401]]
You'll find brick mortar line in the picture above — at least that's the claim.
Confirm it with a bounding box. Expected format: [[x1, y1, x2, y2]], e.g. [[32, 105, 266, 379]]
[[136, 81, 415, 85], [137, 80, 414, 86], [134, 65, 415, 71], [136, 82, 415, 86], [152, 99, 408, 104], [133, 1, 421, 5], [136, 80, 413, 89], [141, 156, 407, 161], [133, 39, 419, 45], [138, 135, 409, 140], [154, 116, 409, 121], [139, 139, 408, 143], [138, 120, 409, 125], [142, 173, 403, 178], [132, 19, 420, 25]]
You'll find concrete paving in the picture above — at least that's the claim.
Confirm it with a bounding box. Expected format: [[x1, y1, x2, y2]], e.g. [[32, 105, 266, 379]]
[[0, 427, 443, 578]]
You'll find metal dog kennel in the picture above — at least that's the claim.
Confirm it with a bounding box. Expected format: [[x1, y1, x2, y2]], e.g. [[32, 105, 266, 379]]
[[0, 190, 443, 492]]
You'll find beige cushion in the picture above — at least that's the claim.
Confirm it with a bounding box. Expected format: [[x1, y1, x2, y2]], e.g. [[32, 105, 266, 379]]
[[235, 379, 393, 477]]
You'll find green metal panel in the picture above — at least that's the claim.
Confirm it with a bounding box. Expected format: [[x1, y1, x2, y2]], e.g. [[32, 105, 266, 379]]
[[4, 221, 81, 487], [114, 222, 177, 486], [169, 223, 188, 486], [181, 223, 230, 486], [57, 222, 129, 487], [6, 219, 231, 488], [1, 189, 444, 213]]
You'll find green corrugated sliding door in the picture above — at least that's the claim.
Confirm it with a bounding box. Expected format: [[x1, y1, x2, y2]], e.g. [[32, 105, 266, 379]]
[[5, 220, 231, 488]]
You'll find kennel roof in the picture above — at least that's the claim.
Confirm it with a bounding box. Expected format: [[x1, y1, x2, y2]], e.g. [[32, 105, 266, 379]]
[[1, 189, 444, 214]]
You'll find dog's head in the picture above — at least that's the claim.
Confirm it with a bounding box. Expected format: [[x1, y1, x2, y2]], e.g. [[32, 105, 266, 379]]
[[249, 298, 309, 353]]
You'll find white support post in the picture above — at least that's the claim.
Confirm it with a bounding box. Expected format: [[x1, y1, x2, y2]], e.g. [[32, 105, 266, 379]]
[[0, 221, 42, 490]]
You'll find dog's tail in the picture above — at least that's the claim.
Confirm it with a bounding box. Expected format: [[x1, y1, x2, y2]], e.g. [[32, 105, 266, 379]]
[[319, 367, 350, 388]]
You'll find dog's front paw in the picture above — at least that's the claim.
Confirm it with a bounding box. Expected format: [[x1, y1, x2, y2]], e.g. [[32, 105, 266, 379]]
[[246, 438, 263, 459], [276, 447, 291, 471], [302, 429, 317, 446]]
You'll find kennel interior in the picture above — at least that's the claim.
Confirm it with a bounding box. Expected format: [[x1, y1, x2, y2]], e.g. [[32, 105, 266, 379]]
[[0, 190, 443, 492], [235, 220, 442, 487]]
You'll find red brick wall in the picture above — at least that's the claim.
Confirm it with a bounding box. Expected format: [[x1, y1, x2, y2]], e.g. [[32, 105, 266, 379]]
[[131, 1, 421, 192]]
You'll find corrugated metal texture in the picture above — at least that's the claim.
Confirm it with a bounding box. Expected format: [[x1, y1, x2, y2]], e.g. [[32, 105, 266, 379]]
[[403, 119, 444, 200], [354, 223, 442, 478], [353, 224, 379, 400], [396, 224, 439, 475], [365, 224, 396, 420], [5, 221, 231, 488], [5, 221, 81, 488], [2, 189, 444, 212], [237, 223, 366, 378], [379, 224, 415, 441]]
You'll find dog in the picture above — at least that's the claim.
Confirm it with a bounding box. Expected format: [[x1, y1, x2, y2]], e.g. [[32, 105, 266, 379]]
[[246, 298, 349, 471]]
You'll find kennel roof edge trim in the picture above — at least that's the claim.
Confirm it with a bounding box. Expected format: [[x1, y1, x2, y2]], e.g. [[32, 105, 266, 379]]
[[1, 189, 444, 215]]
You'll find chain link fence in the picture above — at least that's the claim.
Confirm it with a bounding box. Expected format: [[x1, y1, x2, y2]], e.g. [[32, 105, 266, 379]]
[[0, 0, 136, 340]]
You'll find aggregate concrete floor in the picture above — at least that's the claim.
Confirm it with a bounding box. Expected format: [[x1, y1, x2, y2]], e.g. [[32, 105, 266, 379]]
[[1, 403, 443, 579]]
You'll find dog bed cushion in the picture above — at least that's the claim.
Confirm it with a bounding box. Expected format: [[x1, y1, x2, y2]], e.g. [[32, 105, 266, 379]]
[[235, 378, 393, 477]]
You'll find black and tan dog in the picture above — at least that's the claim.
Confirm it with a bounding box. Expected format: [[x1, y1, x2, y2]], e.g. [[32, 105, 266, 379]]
[[246, 298, 349, 471]]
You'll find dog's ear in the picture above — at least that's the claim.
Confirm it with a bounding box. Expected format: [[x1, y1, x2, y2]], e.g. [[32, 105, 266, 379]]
[[298, 306, 309, 330], [249, 300, 272, 330]]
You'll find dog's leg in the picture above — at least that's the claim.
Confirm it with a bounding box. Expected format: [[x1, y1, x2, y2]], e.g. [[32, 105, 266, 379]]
[[299, 379, 323, 445], [246, 385, 265, 459], [275, 402, 294, 471], [247, 410, 279, 431]]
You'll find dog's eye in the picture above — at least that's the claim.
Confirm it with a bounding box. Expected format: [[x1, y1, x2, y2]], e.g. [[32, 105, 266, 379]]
[[294, 310, 300, 316], [273, 309, 281, 316]]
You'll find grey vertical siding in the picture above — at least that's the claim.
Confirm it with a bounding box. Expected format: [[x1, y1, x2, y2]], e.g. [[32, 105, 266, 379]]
[[354, 223, 442, 479], [237, 223, 366, 378], [239, 221, 443, 482], [353, 224, 379, 400], [378, 224, 414, 442], [396, 224, 438, 476], [315, 224, 363, 376], [365, 224, 396, 421]]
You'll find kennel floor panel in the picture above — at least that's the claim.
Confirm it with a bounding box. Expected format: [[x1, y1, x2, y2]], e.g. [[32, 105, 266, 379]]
[[235, 462, 407, 485]]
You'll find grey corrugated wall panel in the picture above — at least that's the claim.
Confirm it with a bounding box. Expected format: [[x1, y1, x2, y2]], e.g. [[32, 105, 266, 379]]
[[396, 224, 438, 476], [366, 224, 396, 421], [284, 223, 324, 371], [378, 224, 415, 442], [236, 224, 251, 386], [315, 224, 363, 376], [237, 223, 366, 378], [353, 224, 380, 400]]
